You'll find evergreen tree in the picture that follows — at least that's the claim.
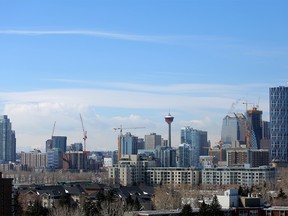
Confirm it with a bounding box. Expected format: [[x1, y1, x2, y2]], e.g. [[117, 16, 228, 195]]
[[278, 188, 287, 199], [180, 204, 193, 216], [198, 200, 209, 216], [209, 195, 223, 216]]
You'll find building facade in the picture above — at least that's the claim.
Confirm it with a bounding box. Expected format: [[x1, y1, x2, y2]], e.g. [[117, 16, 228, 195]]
[[144, 133, 161, 150], [145, 167, 200, 186], [155, 146, 176, 167], [246, 107, 263, 149], [180, 126, 208, 167], [0, 115, 16, 163], [202, 165, 276, 187], [120, 132, 138, 156], [221, 113, 246, 147], [270, 86, 288, 163], [20, 150, 47, 170], [178, 143, 193, 167]]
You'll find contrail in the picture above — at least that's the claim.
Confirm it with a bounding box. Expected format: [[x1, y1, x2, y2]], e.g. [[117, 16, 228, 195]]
[[0, 29, 165, 42]]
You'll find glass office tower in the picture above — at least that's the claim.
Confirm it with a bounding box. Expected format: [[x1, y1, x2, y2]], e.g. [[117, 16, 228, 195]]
[[270, 86, 288, 163]]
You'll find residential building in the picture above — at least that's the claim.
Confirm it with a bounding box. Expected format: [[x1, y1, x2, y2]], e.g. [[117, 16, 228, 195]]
[[109, 155, 157, 186], [145, 167, 200, 185], [20, 149, 47, 170], [0, 115, 16, 163], [202, 165, 276, 187], [270, 86, 288, 163]]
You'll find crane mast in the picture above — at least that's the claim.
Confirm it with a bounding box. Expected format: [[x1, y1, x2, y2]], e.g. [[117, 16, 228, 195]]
[[49, 121, 56, 150], [113, 125, 145, 160], [80, 114, 87, 152]]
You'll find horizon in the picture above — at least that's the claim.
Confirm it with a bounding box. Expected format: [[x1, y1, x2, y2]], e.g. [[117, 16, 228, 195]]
[[0, 1, 287, 152]]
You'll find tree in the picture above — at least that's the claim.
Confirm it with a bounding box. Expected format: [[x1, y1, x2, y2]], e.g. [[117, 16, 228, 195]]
[[26, 199, 49, 216], [277, 188, 287, 199], [152, 184, 182, 210], [13, 191, 23, 216], [198, 200, 209, 216], [209, 195, 223, 216], [180, 204, 193, 216]]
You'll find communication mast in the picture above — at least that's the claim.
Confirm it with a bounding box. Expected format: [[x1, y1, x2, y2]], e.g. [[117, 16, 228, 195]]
[[80, 114, 87, 152]]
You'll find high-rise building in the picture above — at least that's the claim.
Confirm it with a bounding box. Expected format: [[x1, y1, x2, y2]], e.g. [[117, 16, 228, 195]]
[[47, 148, 63, 170], [20, 149, 47, 170], [181, 126, 208, 167], [221, 113, 246, 147], [178, 143, 193, 167], [0, 115, 16, 163], [270, 86, 288, 163], [46, 136, 67, 153], [260, 121, 270, 149], [246, 107, 263, 149], [155, 146, 176, 167], [120, 132, 138, 156], [144, 133, 161, 150]]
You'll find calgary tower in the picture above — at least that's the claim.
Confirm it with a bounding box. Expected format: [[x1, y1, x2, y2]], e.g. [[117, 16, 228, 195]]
[[165, 112, 174, 148]]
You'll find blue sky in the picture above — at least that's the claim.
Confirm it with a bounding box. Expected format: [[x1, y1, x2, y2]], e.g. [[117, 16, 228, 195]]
[[0, 0, 287, 151]]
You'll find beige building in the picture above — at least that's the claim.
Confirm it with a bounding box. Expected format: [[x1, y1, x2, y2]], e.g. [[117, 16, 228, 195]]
[[109, 154, 200, 186], [145, 167, 200, 185], [21, 150, 47, 170]]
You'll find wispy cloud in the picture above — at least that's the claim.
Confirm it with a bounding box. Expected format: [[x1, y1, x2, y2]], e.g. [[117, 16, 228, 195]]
[[0, 82, 270, 152], [0, 29, 172, 42], [0, 29, 231, 43]]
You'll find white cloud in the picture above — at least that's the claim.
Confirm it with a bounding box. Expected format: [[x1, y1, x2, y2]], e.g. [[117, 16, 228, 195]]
[[0, 82, 269, 152]]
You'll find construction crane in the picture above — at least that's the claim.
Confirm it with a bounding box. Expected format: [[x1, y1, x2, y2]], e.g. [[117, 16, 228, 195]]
[[113, 125, 145, 160], [80, 114, 87, 152], [243, 101, 253, 149], [203, 144, 213, 166], [49, 121, 56, 150], [218, 141, 223, 167]]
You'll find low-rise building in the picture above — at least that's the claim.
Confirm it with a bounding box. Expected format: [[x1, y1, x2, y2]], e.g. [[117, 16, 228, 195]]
[[202, 165, 276, 187]]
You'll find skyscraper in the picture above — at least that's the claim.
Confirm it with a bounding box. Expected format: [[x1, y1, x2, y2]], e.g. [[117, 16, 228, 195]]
[[120, 132, 138, 156], [181, 126, 208, 167], [246, 107, 263, 149], [46, 136, 67, 153], [221, 113, 246, 147], [270, 86, 288, 163], [0, 115, 16, 163], [144, 133, 161, 149]]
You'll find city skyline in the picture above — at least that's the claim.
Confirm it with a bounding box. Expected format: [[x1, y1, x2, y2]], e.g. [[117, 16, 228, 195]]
[[0, 1, 287, 151]]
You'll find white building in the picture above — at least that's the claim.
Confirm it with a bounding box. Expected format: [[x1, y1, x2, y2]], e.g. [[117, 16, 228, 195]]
[[202, 165, 276, 187], [145, 167, 200, 185], [217, 189, 239, 208]]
